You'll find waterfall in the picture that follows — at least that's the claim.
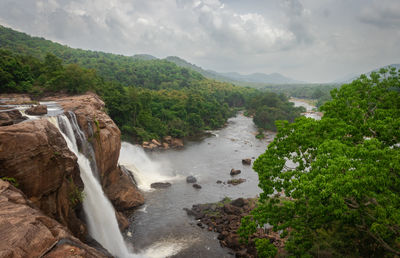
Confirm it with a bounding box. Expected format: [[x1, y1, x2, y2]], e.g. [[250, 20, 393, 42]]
[[51, 114, 136, 258], [119, 142, 180, 191]]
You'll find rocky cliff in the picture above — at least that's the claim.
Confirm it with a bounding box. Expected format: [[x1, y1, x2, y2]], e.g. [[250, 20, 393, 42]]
[[0, 179, 108, 257], [0, 93, 144, 253]]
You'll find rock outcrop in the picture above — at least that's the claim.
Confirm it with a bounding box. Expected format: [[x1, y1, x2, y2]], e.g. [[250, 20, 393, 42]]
[[0, 109, 27, 126], [0, 179, 107, 258], [185, 197, 285, 257], [0, 118, 86, 238], [26, 104, 48, 115]]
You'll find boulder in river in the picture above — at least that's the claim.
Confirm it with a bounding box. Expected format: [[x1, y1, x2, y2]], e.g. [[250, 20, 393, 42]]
[[150, 182, 172, 189], [230, 169, 241, 176], [242, 158, 251, 165], [193, 183, 202, 189], [227, 178, 246, 185], [186, 176, 197, 183], [151, 139, 161, 146], [171, 138, 184, 148], [25, 104, 47, 115]]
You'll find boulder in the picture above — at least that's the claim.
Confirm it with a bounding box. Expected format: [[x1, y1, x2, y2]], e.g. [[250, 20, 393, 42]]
[[171, 138, 184, 148], [216, 180, 222, 184], [151, 139, 161, 146], [103, 166, 144, 211], [150, 182, 172, 189], [193, 183, 202, 189], [25, 104, 47, 115], [242, 158, 251, 165], [0, 179, 106, 258], [186, 176, 197, 183], [163, 135, 172, 143], [162, 142, 169, 149], [230, 169, 241, 176], [0, 109, 27, 126]]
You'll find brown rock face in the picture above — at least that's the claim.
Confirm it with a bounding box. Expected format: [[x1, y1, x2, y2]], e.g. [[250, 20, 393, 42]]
[[0, 179, 107, 258], [26, 104, 48, 115], [0, 119, 86, 238], [0, 109, 27, 126], [103, 166, 144, 212]]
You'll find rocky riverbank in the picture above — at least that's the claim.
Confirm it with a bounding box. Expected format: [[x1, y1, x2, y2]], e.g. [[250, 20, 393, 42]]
[[185, 197, 286, 257]]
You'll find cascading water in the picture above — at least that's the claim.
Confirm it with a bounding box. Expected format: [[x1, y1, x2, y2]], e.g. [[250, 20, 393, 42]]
[[51, 114, 135, 258], [48, 113, 186, 258], [118, 142, 181, 191]]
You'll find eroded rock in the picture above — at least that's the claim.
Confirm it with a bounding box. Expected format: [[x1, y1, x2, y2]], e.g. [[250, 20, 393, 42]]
[[0, 119, 86, 239], [0, 109, 27, 126], [0, 180, 106, 258], [26, 104, 48, 115]]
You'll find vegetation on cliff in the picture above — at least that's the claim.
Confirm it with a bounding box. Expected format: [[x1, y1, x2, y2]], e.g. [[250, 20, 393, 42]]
[[0, 26, 303, 142], [240, 68, 400, 256]]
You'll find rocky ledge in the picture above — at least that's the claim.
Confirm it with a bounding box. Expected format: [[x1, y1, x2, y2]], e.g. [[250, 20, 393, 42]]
[[185, 197, 285, 257]]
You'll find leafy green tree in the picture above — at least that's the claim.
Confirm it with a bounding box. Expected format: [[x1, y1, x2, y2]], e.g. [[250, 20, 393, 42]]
[[241, 69, 400, 256]]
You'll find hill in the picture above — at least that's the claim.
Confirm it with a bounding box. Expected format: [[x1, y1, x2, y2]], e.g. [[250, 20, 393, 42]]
[[0, 25, 304, 141], [165, 56, 303, 85]]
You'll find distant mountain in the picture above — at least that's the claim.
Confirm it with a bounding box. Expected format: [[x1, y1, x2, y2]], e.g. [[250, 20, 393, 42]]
[[220, 71, 304, 84], [333, 64, 400, 84], [132, 54, 158, 60], [165, 56, 304, 85]]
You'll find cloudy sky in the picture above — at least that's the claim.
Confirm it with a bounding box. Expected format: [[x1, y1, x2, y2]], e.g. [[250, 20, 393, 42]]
[[0, 0, 399, 82]]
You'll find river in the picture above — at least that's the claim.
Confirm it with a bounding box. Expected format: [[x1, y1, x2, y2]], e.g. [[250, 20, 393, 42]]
[[119, 100, 319, 257]]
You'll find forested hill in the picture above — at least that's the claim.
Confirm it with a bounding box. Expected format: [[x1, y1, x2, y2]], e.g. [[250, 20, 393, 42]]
[[0, 25, 205, 89], [0, 25, 304, 142]]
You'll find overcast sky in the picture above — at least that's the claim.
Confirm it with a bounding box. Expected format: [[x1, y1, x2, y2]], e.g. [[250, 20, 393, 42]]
[[0, 0, 399, 82]]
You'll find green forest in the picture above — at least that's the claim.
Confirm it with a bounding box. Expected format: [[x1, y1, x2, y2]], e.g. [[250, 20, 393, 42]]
[[0, 26, 304, 142], [240, 68, 400, 256]]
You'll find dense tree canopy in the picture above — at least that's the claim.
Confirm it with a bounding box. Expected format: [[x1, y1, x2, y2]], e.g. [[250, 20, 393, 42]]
[[240, 68, 400, 256], [0, 48, 303, 142]]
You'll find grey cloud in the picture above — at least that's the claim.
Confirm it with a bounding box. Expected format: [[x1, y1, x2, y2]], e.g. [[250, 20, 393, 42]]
[[281, 0, 314, 44], [358, 0, 400, 29], [0, 0, 399, 82]]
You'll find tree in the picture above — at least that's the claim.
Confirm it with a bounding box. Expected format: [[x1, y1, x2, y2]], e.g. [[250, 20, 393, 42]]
[[241, 68, 400, 256]]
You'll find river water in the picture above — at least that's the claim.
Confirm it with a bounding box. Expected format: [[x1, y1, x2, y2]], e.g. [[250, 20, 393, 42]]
[[119, 100, 320, 257], [120, 114, 275, 257]]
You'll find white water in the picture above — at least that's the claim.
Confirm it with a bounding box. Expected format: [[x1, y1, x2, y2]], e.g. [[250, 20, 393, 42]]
[[119, 142, 182, 191], [52, 115, 135, 258]]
